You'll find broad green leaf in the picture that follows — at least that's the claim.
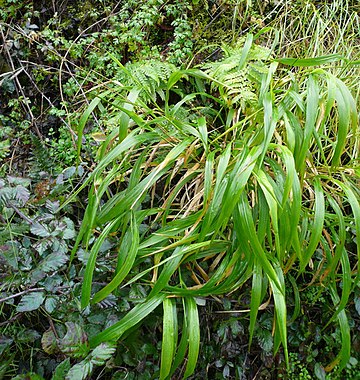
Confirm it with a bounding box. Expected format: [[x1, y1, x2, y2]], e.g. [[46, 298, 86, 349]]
[[60, 131, 156, 212], [51, 358, 71, 380], [149, 242, 213, 298], [119, 88, 140, 142], [197, 117, 208, 152], [169, 305, 189, 378], [236, 196, 283, 293], [16, 291, 45, 312], [89, 342, 116, 365], [238, 33, 253, 69], [58, 322, 89, 359], [288, 275, 300, 322]]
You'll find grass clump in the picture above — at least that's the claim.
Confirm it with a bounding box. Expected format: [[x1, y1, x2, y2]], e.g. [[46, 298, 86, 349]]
[[0, 0, 359, 379], [62, 33, 359, 378]]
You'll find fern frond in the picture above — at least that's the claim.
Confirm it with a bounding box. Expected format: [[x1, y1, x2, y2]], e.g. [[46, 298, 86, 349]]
[[115, 60, 176, 103], [203, 40, 272, 108]]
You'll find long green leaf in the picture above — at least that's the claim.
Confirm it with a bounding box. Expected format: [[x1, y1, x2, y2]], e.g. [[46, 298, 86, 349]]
[[160, 298, 178, 380], [91, 212, 139, 304], [275, 54, 344, 67], [89, 294, 166, 347], [183, 297, 200, 379], [300, 178, 325, 272], [269, 265, 288, 368], [249, 257, 262, 348], [77, 97, 101, 164], [81, 216, 122, 308]]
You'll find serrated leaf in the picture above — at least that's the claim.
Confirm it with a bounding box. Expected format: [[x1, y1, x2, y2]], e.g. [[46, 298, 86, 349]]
[[65, 361, 92, 380], [42, 329, 58, 354], [7, 176, 31, 187], [38, 252, 68, 273], [45, 200, 60, 214], [52, 358, 71, 380], [257, 329, 273, 353], [16, 291, 45, 312], [30, 222, 51, 238], [58, 322, 90, 358], [15, 185, 30, 205], [62, 217, 76, 239], [64, 343, 115, 380], [44, 297, 58, 313], [0, 187, 12, 204], [89, 342, 116, 365]]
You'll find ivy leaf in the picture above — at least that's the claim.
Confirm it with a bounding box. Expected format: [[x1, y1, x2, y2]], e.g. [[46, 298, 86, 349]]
[[16, 291, 45, 312], [52, 358, 71, 380]]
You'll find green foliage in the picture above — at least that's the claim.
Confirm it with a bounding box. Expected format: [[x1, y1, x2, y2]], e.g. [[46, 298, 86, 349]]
[[0, 0, 359, 379], [61, 32, 359, 378]]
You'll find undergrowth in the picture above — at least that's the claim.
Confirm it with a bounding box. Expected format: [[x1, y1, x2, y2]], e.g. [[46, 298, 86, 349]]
[[0, 1, 359, 379]]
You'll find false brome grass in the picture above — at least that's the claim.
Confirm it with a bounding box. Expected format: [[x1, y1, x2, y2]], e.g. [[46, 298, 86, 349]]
[[62, 34, 359, 378]]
